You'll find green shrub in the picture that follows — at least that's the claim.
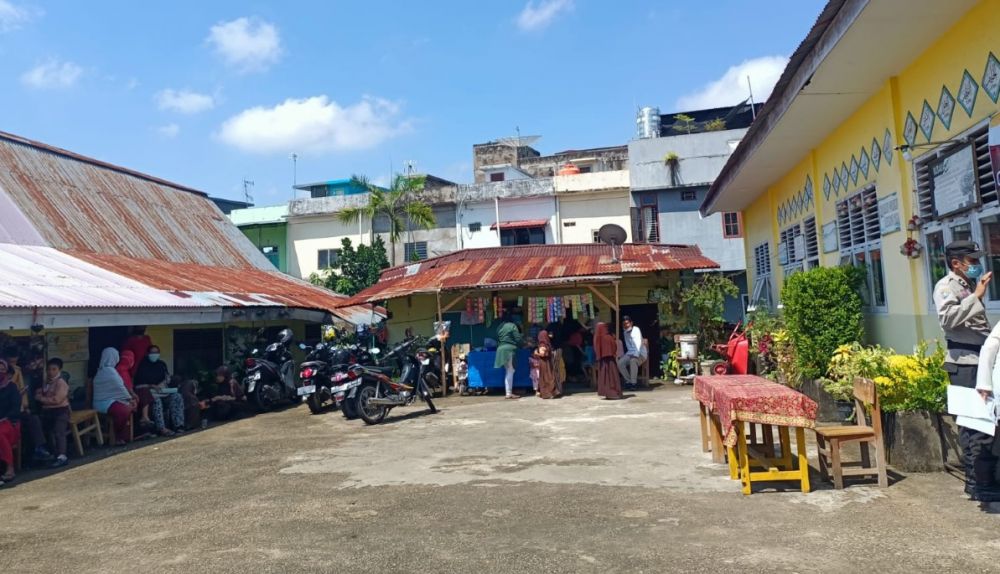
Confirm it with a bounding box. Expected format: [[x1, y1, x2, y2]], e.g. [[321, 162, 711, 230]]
[[781, 266, 864, 380], [820, 342, 948, 413]]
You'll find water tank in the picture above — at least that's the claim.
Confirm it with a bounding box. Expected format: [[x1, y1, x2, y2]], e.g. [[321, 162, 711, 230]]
[[636, 106, 661, 139], [558, 163, 581, 176]]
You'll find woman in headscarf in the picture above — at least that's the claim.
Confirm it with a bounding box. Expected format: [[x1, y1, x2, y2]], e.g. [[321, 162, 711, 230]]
[[594, 322, 622, 400], [494, 314, 522, 400], [92, 347, 135, 445], [0, 359, 21, 485], [535, 331, 559, 399]]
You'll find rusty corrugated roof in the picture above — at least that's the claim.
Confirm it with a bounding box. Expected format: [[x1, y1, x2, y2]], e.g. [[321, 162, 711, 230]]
[[0, 130, 379, 322], [340, 243, 718, 304]]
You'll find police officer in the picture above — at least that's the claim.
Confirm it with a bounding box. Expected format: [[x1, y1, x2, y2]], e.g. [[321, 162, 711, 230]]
[[934, 240, 996, 501]]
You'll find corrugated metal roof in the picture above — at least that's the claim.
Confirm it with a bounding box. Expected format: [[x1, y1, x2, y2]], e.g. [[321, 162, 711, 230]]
[[0, 130, 381, 323], [340, 244, 718, 304]]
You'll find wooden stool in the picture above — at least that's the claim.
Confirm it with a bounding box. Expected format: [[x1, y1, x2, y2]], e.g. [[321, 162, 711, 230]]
[[68, 409, 103, 456]]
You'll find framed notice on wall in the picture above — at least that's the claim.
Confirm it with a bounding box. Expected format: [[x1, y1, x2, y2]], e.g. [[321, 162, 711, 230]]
[[822, 221, 838, 253], [931, 144, 979, 218], [878, 192, 901, 235]]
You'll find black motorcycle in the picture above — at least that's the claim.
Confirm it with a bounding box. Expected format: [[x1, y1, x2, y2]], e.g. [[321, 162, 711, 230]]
[[243, 328, 296, 412], [351, 337, 438, 425], [297, 340, 380, 416]]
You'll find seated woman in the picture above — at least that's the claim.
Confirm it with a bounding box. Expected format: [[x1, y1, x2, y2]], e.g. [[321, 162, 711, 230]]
[[208, 366, 248, 421], [115, 350, 149, 426], [133, 345, 185, 436], [0, 359, 22, 486], [92, 348, 135, 445]]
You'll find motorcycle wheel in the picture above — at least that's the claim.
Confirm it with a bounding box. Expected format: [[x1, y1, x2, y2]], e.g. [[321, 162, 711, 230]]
[[420, 381, 438, 414], [341, 396, 360, 420], [356, 383, 388, 425], [306, 392, 325, 415], [249, 381, 277, 412]]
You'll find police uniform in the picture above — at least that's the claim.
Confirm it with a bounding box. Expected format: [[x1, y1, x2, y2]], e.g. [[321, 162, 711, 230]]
[[934, 240, 996, 499]]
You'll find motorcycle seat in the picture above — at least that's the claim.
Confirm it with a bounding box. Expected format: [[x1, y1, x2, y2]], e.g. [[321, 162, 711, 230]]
[[301, 361, 326, 368], [363, 365, 395, 375]]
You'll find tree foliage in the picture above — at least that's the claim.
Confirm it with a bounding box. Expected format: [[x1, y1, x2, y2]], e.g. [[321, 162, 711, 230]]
[[309, 236, 390, 296], [781, 266, 864, 380], [680, 273, 740, 351], [337, 173, 436, 266]]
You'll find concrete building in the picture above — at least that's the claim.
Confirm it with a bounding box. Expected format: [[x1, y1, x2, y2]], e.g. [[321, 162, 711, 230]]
[[629, 104, 757, 321], [230, 204, 289, 272], [472, 139, 628, 183], [554, 170, 632, 244], [702, 0, 1000, 351], [285, 175, 459, 278]]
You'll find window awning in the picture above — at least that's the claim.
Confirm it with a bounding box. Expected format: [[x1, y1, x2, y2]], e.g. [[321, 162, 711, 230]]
[[490, 219, 548, 231]]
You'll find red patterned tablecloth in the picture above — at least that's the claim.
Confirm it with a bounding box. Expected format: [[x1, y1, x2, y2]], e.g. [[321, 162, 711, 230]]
[[694, 375, 817, 447]]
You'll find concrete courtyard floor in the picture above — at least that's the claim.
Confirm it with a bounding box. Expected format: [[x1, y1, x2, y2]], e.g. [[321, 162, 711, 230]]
[[1, 385, 999, 573]]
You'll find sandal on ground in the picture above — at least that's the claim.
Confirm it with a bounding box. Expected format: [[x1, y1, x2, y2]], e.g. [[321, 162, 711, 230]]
[[505, 394, 519, 400], [158, 428, 175, 437]]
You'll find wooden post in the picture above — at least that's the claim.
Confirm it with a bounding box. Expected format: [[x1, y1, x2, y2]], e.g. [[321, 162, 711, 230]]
[[614, 281, 621, 340], [436, 290, 446, 398]]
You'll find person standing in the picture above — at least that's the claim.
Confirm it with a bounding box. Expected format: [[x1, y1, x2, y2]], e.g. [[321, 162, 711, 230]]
[[595, 322, 622, 400], [934, 240, 996, 501], [617, 316, 647, 391], [494, 315, 522, 400]]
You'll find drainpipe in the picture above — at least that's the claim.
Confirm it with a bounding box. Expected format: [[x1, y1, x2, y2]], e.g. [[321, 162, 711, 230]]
[[494, 196, 502, 245], [455, 199, 463, 250], [554, 194, 562, 244]]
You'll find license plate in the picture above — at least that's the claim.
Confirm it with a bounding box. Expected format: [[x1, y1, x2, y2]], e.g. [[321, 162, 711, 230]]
[[297, 385, 316, 396]]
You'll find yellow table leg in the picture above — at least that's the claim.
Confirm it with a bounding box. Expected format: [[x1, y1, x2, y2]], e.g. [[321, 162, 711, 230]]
[[796, 426, 811, 494], [737, 422, 751, 495]]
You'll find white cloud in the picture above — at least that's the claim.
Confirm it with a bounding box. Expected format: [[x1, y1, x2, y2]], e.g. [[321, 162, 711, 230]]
[[155, 89, 215, 114], [207, 17, 281, 73], [156, 123, 180, 138], [675, 55, 788, 110], [516, 0, 573, 32], [218, 95, 410, 155], [0, 1, 39, 32], [20, 58, 83, 89]]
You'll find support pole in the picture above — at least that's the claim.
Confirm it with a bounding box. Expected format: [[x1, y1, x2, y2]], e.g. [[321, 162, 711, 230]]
[[436, 290, 446, 398], [614, 281, 621, 340]]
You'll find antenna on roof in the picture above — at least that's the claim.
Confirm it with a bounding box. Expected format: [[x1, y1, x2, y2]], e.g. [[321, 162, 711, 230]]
[[746, 76, 757, 120], [598, 223, 628, 264], [242, 178, 254, 205]]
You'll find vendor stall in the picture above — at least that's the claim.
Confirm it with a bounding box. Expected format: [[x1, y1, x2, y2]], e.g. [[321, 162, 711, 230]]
[[335, 244, 721, 396]]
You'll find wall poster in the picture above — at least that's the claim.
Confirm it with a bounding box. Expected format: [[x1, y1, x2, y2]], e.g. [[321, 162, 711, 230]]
[[931, 144, 979, 218], [878, 192, 901, 235]]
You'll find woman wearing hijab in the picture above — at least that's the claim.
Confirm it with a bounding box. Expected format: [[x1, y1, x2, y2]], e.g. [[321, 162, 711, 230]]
[[535, 331, 559, 399], [494, 314, 522, 400], [92, 348, 135, 445], [0, 359, 21, 485], [594, 322, 622, 400]]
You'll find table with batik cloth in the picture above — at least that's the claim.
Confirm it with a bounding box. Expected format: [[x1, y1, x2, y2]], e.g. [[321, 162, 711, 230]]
[[694, 375, 817, 495]]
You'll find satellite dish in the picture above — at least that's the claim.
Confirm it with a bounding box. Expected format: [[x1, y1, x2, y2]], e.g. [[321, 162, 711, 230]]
[[598, 224, 628, 264], [598, 224, 628, 246]]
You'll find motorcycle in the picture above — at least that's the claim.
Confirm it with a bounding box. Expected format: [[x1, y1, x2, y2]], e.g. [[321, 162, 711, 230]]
[[297, 336, 381, 416], [351, 337, 438, 425], [243, 327, 297, 412]]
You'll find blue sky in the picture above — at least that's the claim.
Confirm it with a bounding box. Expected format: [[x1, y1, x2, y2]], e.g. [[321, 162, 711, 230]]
[[0, 0, 825, 204]]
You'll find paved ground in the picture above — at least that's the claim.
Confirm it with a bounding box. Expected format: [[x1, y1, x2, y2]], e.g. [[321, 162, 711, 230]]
[[1, 385, 999, 573]]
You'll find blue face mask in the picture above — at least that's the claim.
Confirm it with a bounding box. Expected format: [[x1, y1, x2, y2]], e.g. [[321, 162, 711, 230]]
[[966, 264, 985, 281], [148, 353, 160, 362]]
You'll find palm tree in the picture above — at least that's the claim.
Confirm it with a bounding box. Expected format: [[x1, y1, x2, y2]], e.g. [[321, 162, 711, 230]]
[[338, 173, 436, 266]]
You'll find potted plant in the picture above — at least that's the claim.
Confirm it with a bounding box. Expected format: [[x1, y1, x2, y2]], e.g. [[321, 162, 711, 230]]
[[664, 152, 681, 186]]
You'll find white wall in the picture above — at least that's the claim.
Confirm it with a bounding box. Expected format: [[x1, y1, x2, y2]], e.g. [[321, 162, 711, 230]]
[[558, 190, 632, 244], [629, 128, 747, 191], [481, 166, 532, 182], [287, 215, 369, 278], [553, 170, 630, 193], [659, 211, 746, 271], [458, 196, 557, 248]]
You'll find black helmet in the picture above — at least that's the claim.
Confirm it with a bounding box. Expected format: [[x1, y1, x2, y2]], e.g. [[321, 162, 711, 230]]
[[277, 328, 294, 344]]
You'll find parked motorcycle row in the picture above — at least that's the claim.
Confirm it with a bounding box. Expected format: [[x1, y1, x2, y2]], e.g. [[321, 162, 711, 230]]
[[240, 325, 440, 425]]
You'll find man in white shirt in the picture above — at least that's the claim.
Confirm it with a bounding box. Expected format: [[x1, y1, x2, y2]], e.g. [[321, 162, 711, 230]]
[[617, 316, 646, 390]]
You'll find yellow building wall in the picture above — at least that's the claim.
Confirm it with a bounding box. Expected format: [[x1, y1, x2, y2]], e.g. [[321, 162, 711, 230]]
[[739, 0, 1000, 351]]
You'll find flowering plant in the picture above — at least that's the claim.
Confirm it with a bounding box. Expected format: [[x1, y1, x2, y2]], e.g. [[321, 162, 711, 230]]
[[820, 342, 947, 412]]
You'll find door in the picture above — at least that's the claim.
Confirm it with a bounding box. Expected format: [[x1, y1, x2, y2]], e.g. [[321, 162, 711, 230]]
[[619, 304, 661, 378]]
